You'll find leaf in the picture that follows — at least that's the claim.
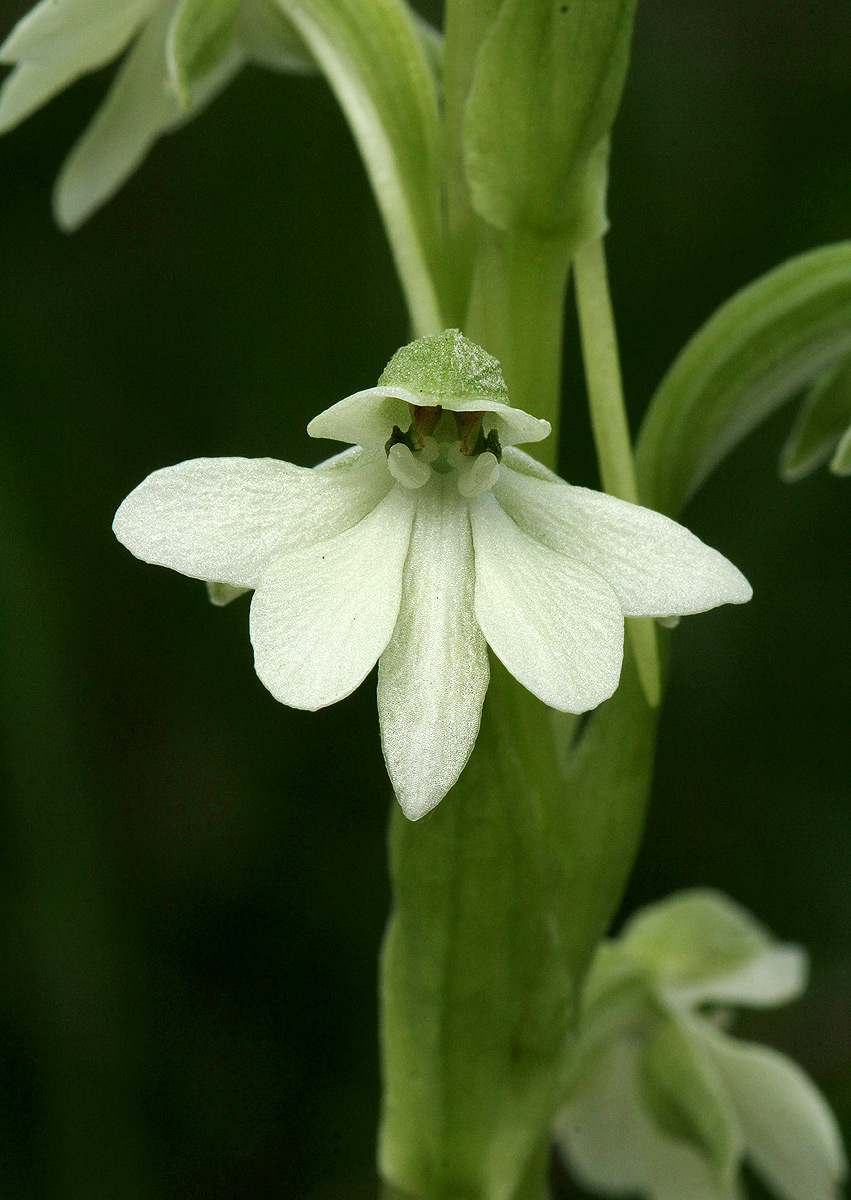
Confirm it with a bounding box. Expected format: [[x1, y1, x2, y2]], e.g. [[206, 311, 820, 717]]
[[640, 1017, 743, 1185], [237, 0, 315, 73], [411, 12, 443, 94], [780, 353, 851, 481], [636, 242, 851, 517], [167, 0, 241, 108], [463, 0, 637, 239], [275, 0, 446, 337], [831, 422, 851, 475]]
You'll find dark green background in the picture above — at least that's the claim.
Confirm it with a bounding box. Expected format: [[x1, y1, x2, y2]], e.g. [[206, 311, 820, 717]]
[[0, 1, 849, 1196]]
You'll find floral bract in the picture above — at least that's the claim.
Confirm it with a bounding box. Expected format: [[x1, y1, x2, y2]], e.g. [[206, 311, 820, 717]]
[[113, 330, 751, 819], [555, 890, 847, 1200]]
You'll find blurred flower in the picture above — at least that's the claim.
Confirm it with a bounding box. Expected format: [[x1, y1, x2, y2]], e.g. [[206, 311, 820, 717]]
[[555, 890, 847, 1200], [780, 355, 851, 481], [0, 0, 313, 229], [113, 331, 750, 818]]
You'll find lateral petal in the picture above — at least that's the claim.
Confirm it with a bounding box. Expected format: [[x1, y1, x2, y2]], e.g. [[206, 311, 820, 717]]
[[497, 450, 752, 617], [308, 386, 419, 452], [704, 1031, 846, 1200], [470, 492, 623, 713], [250, 485, 415, 711], [113, 449, 392, 588], [308, 386, 551, 453], [377, 479, 488, 820]]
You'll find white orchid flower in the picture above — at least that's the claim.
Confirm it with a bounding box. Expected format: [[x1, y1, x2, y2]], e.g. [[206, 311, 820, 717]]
[[113, 331, 751, 818], [0, 0, 313, 230], [555, 890, 847, 1200]]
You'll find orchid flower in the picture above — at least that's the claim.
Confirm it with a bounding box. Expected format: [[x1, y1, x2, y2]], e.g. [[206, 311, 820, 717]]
[[0, 0, 313, 230], [555, 890, 847, 1200], [113, 331, 751, 818]]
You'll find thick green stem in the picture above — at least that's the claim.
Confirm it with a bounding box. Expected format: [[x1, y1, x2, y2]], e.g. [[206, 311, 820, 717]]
[[465, 227, 572, 467], [573, 235, 661, 707]]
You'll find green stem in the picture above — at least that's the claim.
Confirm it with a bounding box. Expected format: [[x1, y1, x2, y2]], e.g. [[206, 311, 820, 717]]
[[441, 0, 504, 324], [465, 227, 572, 468], [573, 235, 661, 707]]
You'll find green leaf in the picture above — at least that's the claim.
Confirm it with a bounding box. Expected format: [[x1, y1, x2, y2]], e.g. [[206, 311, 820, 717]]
[[780, 353, 851, 481], [831, 421, 851, 475], [238, 0, 315, 73], [636, 242, 851, 517], [411, 12, 443, 93], [275, 0, 446, 337], [380, 647, 659, 1198], [640, 1017, 742, 1183], [621, 890, 772, 988], [167, 0, 241, 108], [463, 0, 637, 239]]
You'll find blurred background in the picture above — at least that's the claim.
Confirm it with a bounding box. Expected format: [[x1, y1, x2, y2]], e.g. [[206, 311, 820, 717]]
[[0, 0, 849, 1195]]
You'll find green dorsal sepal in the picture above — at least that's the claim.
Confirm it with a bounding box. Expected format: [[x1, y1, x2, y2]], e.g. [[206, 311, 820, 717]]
[[379, 329, 510, 406]]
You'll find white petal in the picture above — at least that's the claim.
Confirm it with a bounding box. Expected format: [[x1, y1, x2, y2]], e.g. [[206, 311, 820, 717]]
[[621, 889, 807, 1010], [496, 450, 752, 617], [0, 0, 150, 133], [470, 493, 623, 712], [249, 485, 415, 710], [308, 386, 420, 452], [113, 450, 392, 588], [53, 2, 242, 230], [450, 397, 550, 447], [377, 479, 489, 819], [0, 0, 150, 63], [673, 946, 808, 1011], [555, 1039, 731, 1200], [704, 1032, 847, 1200], [307, 386, 551, 453]]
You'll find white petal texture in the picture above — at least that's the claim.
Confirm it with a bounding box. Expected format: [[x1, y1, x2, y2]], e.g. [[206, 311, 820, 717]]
[[671, 945, 808, 1011], [557, 1039, 731, 1200], [308, 387, 416, 453], [114, 332, 754, 816], [308, 386, 551, 453], [0, 0, 315, 224], [0, 0, 152, 133], [497, 450, 752, 617], [621, 889, 808, 1010], [557, 888, 845, 1200], [704, 1031, 847, 1200], [250, 485, 416, 711], [470, 492, 624, 712], [53, 0, 244, 230], [113, 450, 392, 587], [377, 479, 489, 819]]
